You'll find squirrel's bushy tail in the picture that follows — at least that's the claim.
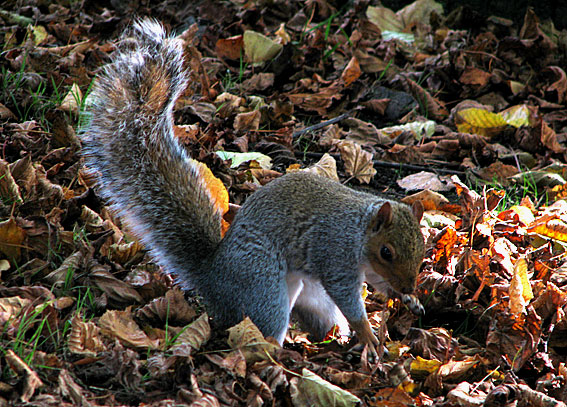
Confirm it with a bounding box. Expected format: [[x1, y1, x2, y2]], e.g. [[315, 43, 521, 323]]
[[81, 20, 222, 283]]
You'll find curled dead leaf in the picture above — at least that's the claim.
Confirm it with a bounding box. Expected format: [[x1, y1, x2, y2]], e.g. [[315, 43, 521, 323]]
[[170, 313, 211, 356], [68, 314, 105, 357], [227, 317, 280, 363], [98, 309, 159, 350], [5, 349, 43, 402], [0, 159, 22, 205], [299, 153, 339, 181], [137, 289, 196, 326]]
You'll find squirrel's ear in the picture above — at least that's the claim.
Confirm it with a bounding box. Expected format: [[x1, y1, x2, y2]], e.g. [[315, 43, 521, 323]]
[[370, 201, 393, 233], [411, 200, 424, 222]]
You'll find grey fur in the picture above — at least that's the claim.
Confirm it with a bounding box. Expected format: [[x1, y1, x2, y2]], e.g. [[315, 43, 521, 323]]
[[80, 20, 425, 345]]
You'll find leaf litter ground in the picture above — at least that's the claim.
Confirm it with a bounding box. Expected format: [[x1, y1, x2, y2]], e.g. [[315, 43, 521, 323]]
[[2, 0, 567, 406]]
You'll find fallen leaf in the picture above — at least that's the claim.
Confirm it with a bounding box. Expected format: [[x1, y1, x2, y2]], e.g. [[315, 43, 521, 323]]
[[5, 349, 43, 402], [341, 57, 361, 87], [170, 313, 211, 356], [215, 35, 243, 60], [68, 314, 106, 356], [336, 140, 376, 183], [290, 368, 361, 407], [0, 217, 26, 261], [98, 309, 159, 350], [300, 153, 339, 181], [227, 317, 279, 363], [243, 30, 283, 64]]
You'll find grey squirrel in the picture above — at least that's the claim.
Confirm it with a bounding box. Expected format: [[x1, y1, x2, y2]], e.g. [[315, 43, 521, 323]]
[[80, 19, 425, 355]]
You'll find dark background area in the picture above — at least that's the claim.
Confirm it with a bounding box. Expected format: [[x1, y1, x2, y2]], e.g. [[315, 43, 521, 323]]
[[383, 0, 567, 29]]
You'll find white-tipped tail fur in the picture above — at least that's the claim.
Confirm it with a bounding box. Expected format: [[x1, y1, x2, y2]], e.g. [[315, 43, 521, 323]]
[[81, 20, 223, 286]]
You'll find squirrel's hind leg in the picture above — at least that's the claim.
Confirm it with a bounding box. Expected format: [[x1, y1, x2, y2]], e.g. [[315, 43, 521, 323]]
[[291, 278, 349, 341], [207, 230, 291, 345]]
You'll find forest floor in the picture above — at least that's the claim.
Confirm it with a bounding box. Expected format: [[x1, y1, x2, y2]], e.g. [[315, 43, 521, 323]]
[[2, 0, 567, 406]]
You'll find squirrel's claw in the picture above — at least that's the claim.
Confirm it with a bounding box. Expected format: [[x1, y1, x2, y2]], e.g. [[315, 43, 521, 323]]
[[402, 294, 425, 316]]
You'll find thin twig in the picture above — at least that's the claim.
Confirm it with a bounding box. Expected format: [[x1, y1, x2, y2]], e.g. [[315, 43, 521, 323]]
[[292, 111, 352, 139]]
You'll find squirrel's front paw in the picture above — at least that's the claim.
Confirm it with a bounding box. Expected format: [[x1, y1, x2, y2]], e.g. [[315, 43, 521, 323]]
[[402, 294, 424, 316], [350, 318, 380, 360]]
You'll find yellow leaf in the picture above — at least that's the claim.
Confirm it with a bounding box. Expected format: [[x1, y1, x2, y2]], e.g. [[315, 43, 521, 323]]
[[410, 356, 443, 376], [455, 108, 507, 137], [366, 6, 404, 32], [499, 104, 532, 128], [243, 30, 283, 64], [509, 257, 533, 315], [509, 205, 536, 226], [30, 25, 48, 45], [527, 214, 567, 242]]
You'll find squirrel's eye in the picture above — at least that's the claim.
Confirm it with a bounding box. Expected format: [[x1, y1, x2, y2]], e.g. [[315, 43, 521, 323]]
[[380, 245, 393, 262]]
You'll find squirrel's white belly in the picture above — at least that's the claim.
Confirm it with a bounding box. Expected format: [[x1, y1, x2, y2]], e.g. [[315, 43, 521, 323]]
[[286, 272, 350, 337]]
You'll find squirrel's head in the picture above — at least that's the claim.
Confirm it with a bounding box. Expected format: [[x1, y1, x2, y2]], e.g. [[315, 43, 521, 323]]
[[363, 201, 425, 296]]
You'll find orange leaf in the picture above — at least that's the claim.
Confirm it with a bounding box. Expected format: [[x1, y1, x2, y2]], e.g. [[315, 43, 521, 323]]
[[215, 35, 244, 60], [192, 160, 230, 236], [341, 57, 361, 87]]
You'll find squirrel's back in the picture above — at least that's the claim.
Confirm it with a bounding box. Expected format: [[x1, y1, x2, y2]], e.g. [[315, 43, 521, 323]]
[[81, 20, 223, 285]]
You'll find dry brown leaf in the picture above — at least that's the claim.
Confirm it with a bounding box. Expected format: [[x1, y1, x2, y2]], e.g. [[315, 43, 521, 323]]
[[299, 153, 339, 181], [325, 367, 371, 389], [287, 84, 342, 115], [227, 317, 279, 363], [57, 369, 93, 407], [0, 217, 26, 262], [58, 83, 82, 115], [0, 159, 22, 205], [90, 265, 144, 306], [43, 251, 83, 285], [98, 308, 159, 350], [137, 289, 196, 326], [343, 117, 389, 146], [0, 296, 32, 326], [68, 314, 106, 357], [437, 357, 480, 381], [169, 313, 211, 356], [398, 171, 454, 192], [205, 350, 247, 379], [5, 349, 43, 402], [459, 67, 492, 87], [336, 140, 376, 183], [234, 110, 261, 132], [402, 189, 449, 210], [108, 240, 144, 264], [486, 308, 542, 371], [242, 73, 274, 91], [341, 57, 361, 87]]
